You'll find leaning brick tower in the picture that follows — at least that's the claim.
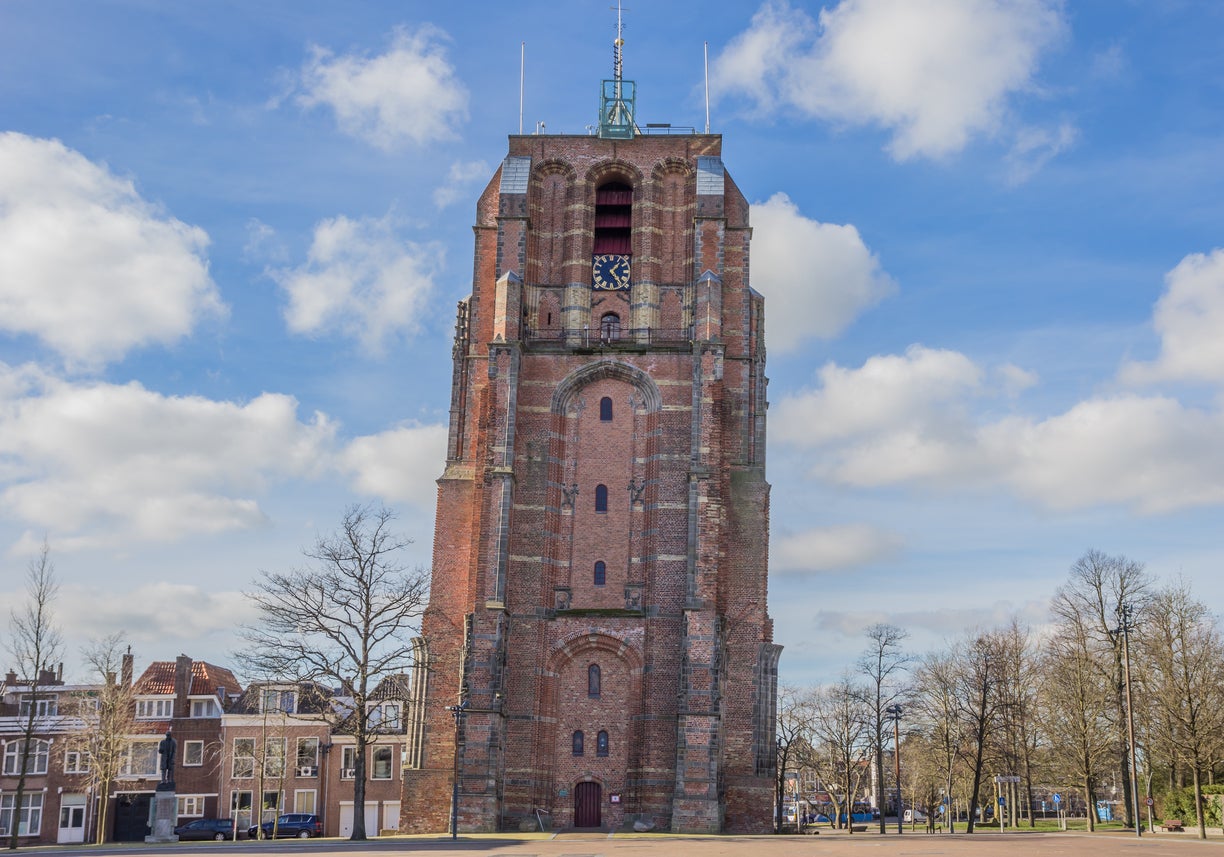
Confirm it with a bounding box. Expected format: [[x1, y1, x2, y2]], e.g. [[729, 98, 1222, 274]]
[[401, 52, 779, 834]]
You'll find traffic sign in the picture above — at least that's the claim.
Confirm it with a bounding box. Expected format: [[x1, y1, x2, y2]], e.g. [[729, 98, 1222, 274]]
[[1146, 797, 1155, 807], [1052, 793, 1062, 804]]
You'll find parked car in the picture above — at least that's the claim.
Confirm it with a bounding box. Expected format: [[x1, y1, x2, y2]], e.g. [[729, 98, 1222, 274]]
[[175, 818, 235, 841], [247, 813, 323, 839], [904, 809, 927, 823]]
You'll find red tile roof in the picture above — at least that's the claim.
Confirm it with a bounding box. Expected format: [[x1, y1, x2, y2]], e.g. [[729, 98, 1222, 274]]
[[133, 659, 242, 696]]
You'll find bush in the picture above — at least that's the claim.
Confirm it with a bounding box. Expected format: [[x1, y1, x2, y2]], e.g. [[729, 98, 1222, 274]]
[[1159, 785, 1224, 827]]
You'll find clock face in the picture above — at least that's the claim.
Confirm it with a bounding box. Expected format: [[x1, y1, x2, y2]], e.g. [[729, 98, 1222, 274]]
[[592, 254, 631, 290]]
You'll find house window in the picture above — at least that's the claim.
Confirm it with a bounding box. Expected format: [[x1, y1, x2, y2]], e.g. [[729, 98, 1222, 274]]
[[597, 730, 609, 757], [0, 793, 43, 837], [183, 740, 204, 767], [230, 790, 253, 830], [599, 396, 613, 421], [261, 689, 295, 714], [233, 738, 256, 779], [3, 739, 50, 775], [293, 790, 317, 814], [64, 750, 90, 774], [341, 746, 357, 779], [177, 795, 205, 817], [18, 696, 57, 718], [369, 701, 402, 730], [594, 561, 606, 586], [264, 737, 286, 778], [600, 313, 622, 342], [258, 791, 281, 826], [136, 698, 174, 719], [588, 664, 601, 698], [572, 731, 584, 756], [595, 484, 608, 513], [120, 741, 158, 778], [296, 738, 319, 776], [372, 745, 393, 780], [190, 698, 218, 718]]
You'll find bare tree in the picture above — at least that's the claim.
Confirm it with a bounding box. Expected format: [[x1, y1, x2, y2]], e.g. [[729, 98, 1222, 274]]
[[1051, 549, 1151, 828], [1140, 580, 1224, 839], [911, 650, 967, 832], [774, 685, 814, 833], [857, 623, 911, 832], [5, 541, 63, 850], [809, 675, 872, 832], [956, 633, 1000, 834], [68, 635, 136, 844], [991, 620, 1041, 827], [237, 504, 429, 840], [1038, 620, 1114, 832]]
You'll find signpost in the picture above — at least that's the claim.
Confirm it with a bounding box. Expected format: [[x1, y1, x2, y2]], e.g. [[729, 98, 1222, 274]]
[[1053, 792, 1063, 830]]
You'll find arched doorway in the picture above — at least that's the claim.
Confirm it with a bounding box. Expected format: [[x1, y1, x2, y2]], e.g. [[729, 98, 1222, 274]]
[[574, 781, 602, 828]]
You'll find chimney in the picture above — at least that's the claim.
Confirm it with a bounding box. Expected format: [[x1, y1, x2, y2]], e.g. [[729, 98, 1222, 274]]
[[174, 654, 193, 718], [4, 669, 16, 688], [121, 649, 134, 687]]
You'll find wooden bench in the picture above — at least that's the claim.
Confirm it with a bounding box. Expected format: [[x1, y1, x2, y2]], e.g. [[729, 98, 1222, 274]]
[[1161, 819, 1184, 832]]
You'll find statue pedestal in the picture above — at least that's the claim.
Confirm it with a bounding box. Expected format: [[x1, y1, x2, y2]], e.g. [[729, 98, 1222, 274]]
[[146, 782, 179, 843]]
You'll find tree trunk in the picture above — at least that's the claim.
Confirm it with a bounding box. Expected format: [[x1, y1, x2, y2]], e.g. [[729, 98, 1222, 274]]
[[1193, 767, 1206, 839]]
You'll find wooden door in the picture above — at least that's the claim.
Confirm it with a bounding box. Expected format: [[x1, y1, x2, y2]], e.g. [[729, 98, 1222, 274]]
[[573, 781, 602, 828]]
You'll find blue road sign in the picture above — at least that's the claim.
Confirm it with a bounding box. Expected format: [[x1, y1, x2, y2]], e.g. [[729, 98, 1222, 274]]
[[1052, 793, 1062, 804]]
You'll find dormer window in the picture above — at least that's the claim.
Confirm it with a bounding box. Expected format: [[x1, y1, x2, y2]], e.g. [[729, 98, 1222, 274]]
[[369, 701, 402, 730], [261, 689, 295, 714], [135, 698, 174, 719], [190, 698, 219, 718], [18, 696, 56, 718]]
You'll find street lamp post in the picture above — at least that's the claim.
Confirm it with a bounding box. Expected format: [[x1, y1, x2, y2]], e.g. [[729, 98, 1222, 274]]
[[1117, 603, 1142, 838], [447, 701, 469, 840], [886, 704, 902, 834]]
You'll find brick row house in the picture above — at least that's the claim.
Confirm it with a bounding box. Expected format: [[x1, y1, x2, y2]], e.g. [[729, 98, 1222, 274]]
[[1, 656, 414, 843]]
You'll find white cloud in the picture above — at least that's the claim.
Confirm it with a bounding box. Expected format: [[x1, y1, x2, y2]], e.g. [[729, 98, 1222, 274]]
[[341, 422, 447, 512], [0, 133, 224, 368], [1005, 121, 1078, 185], [0, 366, 335, 547], [714, 0, 1066, 160], [751, 193, 895, 350], [296, 25, 469, 150], [433, 160, 491, 208], [1120, 249, 1224, 386], [273, 212, 442, 352], [774, 340, 1224, 514], [773, 524, 902, 573]]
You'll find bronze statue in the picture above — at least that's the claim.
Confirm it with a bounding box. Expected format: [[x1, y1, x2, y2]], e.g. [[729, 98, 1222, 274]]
[[158, 731, 176, 783]]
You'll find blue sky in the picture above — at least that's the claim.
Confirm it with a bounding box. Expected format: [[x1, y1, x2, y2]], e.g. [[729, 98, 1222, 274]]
[[3, 0, 1224, 686]]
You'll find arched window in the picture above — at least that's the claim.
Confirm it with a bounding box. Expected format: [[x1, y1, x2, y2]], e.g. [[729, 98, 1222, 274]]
[[588, 664, 601, 698], [572, 730, 584, 756], [593, 182, 632, 254], [599, 396, 613, 421], [594, 484, 608, 513], [596, 730, 609, 757], [600, 313, 621, 342], [594, 561, 606, 586]]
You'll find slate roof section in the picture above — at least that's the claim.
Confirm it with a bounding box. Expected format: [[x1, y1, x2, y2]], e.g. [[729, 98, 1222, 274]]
[[696, 156, 724, 196], [499, 156, 532, 195]]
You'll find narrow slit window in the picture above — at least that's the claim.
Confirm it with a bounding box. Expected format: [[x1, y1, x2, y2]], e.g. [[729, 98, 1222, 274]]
[[588, 664, 601, 698], [595, 484, 608, 513], [596, 730, 609, 757], [600, 396, 613, 421], [572, 730, 584, 756], [594, 561, 606, 586]]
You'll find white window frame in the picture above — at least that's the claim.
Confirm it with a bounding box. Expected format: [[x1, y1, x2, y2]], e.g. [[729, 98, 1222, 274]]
[[177, 795, 206, 817], [183, 739, 205, 767], [64, 749, 90, 774], [119, 741, 159, 778], [135, 698, 174, 720], [295, 737, 319, 776], [0, 793, 44, 837], [189, 698, 218, 718], [340, 746, 357, 779], [261, 689, 296, 714], [371, 744, 393, 780], [230, 790, 253, 831], [293, 790, 317, 814], [233, 738, 255, 779], [369, 701, 402, 730], [18, 696, 57, 718], [2, 738, 50, 776], [264, 737, 287, 779]]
